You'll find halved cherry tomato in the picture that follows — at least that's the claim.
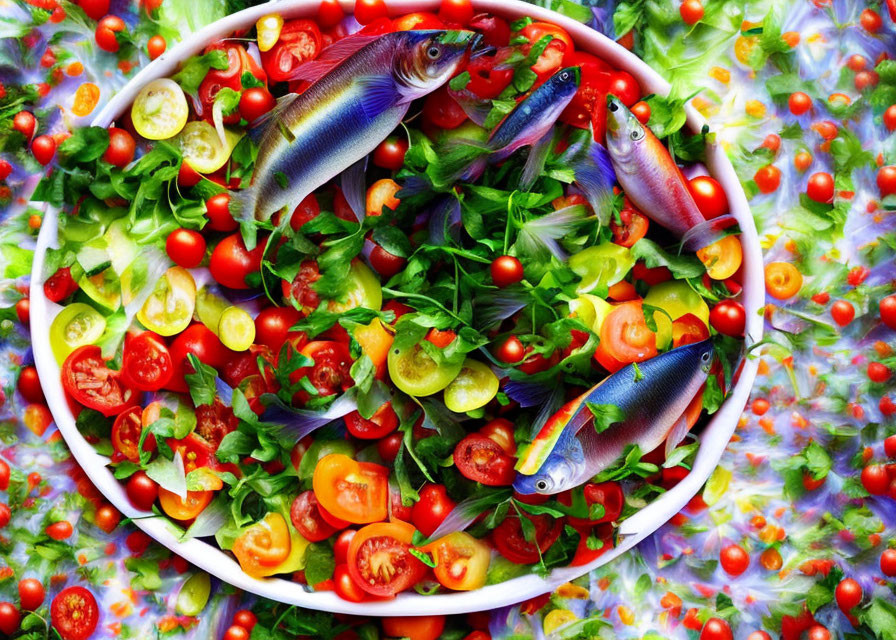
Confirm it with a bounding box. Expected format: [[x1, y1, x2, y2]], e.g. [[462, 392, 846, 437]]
[[453, 434, 516, 486], [672, 313, 710, 347], [121, 332, 173, 391], [348, 520, 427, 596], [282, 259, 322, 314], [519, 22, 574, 82], [50, 586, 99, 640], [232, 512, 291, 578], [290, 490, 340, 542], [697, 235, 743, 280], [159, 488, 213, 521], [198, 43, 244, 123], [62, 346, 137, 417], [195, 399, 238, 448], [137, 266, 196, 337], [111, 406, 156, 462], [261, 20, 322, 83], [313, 454, 388, 524], [597, 300, 658, 365], [291, 340, 353, 403], [423, 532, 490, 591], [559, 51, 613, 128], [492, 513, 563, 564], [610, 203, 649, 247], [344, 402, 399, 439]]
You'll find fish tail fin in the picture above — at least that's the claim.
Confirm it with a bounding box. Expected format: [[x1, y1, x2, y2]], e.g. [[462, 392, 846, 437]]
[[573, 141, 617, 227], [680, 214, 739, 252], [431, 139, 492, 188], [228, 187, 261, 248]]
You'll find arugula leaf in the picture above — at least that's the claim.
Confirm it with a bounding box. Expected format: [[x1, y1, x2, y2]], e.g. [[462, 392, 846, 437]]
[[303, 543, 335, 586], [184, 354, 219, 407], [630, 238, 706, 279], [172, 50, 229, 94], [58, 127, 110, 163], [585, 402, 625, 434]]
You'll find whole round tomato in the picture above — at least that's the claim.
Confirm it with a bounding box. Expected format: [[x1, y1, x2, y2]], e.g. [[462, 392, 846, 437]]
[[495, 335, 524, 364], [378, 432, 402, 463], [700, 618, 733, 640], [62, 345, 137, 416], [607, 71, 640, 106], [254, 306, 302, 352], [788, 91, 812, 115], [347, 520, 427, 596], [291, 491, 340, 542], [369, 244, 407, 280], [754, 165, 781, 193], [166, 228, 206, 269], [878, 165, 896, 197], [147, 34, 166, 59], [239, 87, 276, 123], [18, 578, 44, 611], [205, 193, 238, 231], [881, 548, 896, 577], [688, 176, 729, 219], [78, 0, 108, 20], [313, 454, 388, 524], [121, 331, 173, 391], [333, 563, 367, 602], [210, 233, 265, 290], [453, 434, 516, 486], [344, 402, 398, 439], [166, 324, 232, 392], [0, 602, 19, 636], [31, 135, 56, 166], [333, 529, 356, 564], [126, 471, 159, 511], [807, 171, 835, 203], [411, 484, 456, 537], [492, 513, 563, 564], [422, 85, 468, 130], [261, 20, 322, 83], [469, 13, 511, 46], [17, 366, 43, 404], [382, 615, 446, 640], [491, 255, 524, 287], [373, 137, 409, 170], [103, 127, 135, 167], [709, 300, 745, 336], [111, 406, 156, 462], [719, 543, 750, 576], [51, 587, 98, 640], [835, 577, 862, 612], [880, 295, 896, 330], [831, 299, 855, 327], [12, 110, 36, 140], [94, 504, 120, 533], [95, 15, 125, 53]]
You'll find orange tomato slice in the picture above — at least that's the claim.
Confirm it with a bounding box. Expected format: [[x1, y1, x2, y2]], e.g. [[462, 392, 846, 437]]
[[423, 532, 490, 591], [158, 488, 213, 521], [312, 454, 388, 524], [232, 513, 291, 577], [599, 300, 658, 365], [697, 235, 743, 280]]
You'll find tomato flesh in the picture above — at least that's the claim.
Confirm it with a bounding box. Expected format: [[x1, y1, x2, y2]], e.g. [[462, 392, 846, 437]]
[[348, 521, 426, 596], [453, 434, 516, 486], [312, 454, 388, 524], [492, 513, 563, 564], [62, 346, 137, 417]]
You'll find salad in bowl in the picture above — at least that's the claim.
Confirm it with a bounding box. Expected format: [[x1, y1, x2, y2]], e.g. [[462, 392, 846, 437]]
[[32, 0, 755, 609]]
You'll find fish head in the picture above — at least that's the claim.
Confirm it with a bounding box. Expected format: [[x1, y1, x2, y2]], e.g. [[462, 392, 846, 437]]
[[548, 66, 582, 100], [392, 30, 482, 100], [605, 95, 646, 159], [513, 455, 578, 496], [673, 338, 715, 375]]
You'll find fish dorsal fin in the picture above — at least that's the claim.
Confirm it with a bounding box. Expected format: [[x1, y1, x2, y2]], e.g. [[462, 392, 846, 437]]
[[357, 74, 400, 119], [318, 34, 381, 63], [286, 34, 382, 83], [246, 93, 299, 141]]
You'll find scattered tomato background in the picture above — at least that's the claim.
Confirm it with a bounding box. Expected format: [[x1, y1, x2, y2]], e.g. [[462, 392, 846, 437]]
[[0, 0, 895, 639]]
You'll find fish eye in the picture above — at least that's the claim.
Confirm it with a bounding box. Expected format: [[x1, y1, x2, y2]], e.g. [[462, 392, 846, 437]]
[[701, 351, 712, 363], [427, 46, 441, 59], [560, 70, 571, 81], [608, 101, 619, 112], [630, 128, 644, 141], [535, 480, 549, 492]]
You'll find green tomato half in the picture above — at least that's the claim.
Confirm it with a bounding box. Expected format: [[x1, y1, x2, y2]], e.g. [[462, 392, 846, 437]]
[[175, 572, 211, 617], [443, 359, 499, 413], [569, 244, 635, 294], [50, 303, 107, 364], [327, 260, 382, 313], [388, 342, 463, 397], [643, 280, 710, 349]]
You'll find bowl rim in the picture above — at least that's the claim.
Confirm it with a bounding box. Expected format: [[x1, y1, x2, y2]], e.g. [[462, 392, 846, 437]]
[[30, 0, 763, 616]]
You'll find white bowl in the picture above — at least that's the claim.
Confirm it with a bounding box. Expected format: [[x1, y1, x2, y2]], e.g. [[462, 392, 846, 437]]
[[30, 0, 763, 616]]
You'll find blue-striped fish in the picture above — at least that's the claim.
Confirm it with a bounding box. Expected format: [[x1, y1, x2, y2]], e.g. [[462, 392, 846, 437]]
[[513, 340, 713, 495], [231, 30, 480, 231]]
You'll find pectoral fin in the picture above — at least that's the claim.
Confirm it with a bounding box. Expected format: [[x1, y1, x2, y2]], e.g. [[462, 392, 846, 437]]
[[663, 384, 705, 458], [358, 75, 400, 119]]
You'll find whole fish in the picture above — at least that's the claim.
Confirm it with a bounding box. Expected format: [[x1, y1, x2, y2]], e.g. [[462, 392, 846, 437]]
[[604, 96, 735, 250], [231, 30, 479, 230], [513, 339, 714, 495], [431, 66, 581, 187]]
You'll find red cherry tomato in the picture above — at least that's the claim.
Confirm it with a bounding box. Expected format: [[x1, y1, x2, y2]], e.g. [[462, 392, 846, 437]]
[[126, 471, 159, 511], [688, 176, 729, 219], [610, 204, 649, 247], [13, 111, 36, 140], [17, 366, 44, 404], [382, 616, 446, 640], [439, 0, 473, 24], [411, 484, 456, 537], [709, 300, 745, 337], [232, 610, 256, 631], [18, 578, 45, 611], [754, 165, 781, 194], [788, 91, 812, 115], [178, 162, 202, 188], [166, 324, 232, 392], [877, 165, 896, 197], [354, 0, 388, 25], [369, 244, 407, 280], [453, 434, 516, 486], [31, 135, 56, 166], [422, 85, 468, 130], [372, 136, 408, 170], [881, 548, 896, 576], [884, 105, 896, 132], [290, 491, 340, 542], [224, 626, 250, 640], [290, 340, 353, 402], [469, 13, 511, 47], [78, 0, 109, 20], [44, 267, 78, 302], [830, 299, 855, 327], [835, 577, 862, 612], [806, 171, 834, 203], [147, 35, 166, 59], [0, 602, 19, 637], [861, 464, 889, 495], [491, 513, 563, 564], [95, 15, 126, 53], [607, 71, 641, 107], [344, 402, 399, 439], [393, 12, 444, 30], [490, 255, 524, 287], [719, 543, 750, 576], [0, 159, 12, 181], [111, 406, 154, 462], [121, 332, 173, 391], [377, 432, 402, 463], [254, 306, 302, 352], [103, 127, 135, 167], [495, 335, 524, 363], [165, 228, 206, 268], [317, 0, 345, 28], [209, 233, 265, 290], [205, 193, 238, 231], [333, 563, 367, 601], [861, 8, 883, 32], [239, 87, 276, 123], [62, 346, 137, 416], [700, 618, 733, 640], [261, 20, 322, 83], [680, 0, 704, 24], [464, 53, 515, 99]]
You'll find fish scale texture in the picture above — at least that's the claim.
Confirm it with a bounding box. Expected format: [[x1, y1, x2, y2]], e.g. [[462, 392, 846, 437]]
[[0, 0, 895, 638]]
